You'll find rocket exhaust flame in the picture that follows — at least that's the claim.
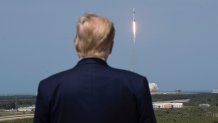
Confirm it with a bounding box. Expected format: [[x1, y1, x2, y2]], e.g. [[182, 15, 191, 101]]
[[132, 8, 136, 45], [133, 20, 136, 44]]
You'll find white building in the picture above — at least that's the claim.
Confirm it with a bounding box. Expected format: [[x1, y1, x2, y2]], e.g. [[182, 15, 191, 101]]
[[17, 106, 35, 112], [153, 103, 183, 109]]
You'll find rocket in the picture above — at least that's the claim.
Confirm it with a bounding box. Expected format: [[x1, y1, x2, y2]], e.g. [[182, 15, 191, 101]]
[[132, 8, 136, 45], [130, 8, 137, 71]]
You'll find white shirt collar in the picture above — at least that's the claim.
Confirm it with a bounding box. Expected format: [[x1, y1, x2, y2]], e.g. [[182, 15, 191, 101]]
[[80, 56, 106, 61]]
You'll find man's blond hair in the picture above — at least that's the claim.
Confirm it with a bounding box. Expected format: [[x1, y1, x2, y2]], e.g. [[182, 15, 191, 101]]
[[74, 14, 115, 58]]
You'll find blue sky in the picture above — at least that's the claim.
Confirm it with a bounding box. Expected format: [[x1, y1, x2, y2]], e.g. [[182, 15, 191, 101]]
[[0, 0, 217, 94]]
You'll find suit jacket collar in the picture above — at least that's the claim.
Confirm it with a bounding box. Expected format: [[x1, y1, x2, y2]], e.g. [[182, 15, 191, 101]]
[[77, 58, 108, 66]]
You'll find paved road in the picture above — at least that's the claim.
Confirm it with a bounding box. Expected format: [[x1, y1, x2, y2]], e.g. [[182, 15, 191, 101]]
[[0, 114, 33, 121]]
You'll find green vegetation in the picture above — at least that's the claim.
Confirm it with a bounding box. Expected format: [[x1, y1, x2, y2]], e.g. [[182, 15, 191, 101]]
[[153, 93, 218, 123], [0, 95, 35, 109], [155, 107, 218, 123]]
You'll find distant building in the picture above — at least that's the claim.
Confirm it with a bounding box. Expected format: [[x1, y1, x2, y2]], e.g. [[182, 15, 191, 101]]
[[199, 104, 210, 108], [212, 89, 218, 93], [153, 103, 183, 109]]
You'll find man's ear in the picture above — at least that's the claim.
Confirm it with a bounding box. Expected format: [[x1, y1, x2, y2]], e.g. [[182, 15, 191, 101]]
[[74, 36, 81, 58], [109, 41, 114, 54]]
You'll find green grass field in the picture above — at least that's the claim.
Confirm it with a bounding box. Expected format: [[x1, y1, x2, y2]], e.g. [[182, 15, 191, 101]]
[[155, 107, 218, 123], [0, 119, 32, 123], [1, 107, 218, 123]]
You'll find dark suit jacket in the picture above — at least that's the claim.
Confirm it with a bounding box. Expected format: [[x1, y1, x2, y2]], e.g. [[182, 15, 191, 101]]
[[34, 58, 156, 123]]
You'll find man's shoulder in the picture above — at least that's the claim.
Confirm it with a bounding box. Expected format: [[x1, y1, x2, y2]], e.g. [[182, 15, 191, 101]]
[[39, 68, 73, 88], [108, 67, 149, 92]]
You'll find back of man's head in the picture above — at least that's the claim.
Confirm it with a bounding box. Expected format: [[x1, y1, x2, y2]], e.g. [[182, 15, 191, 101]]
[[74, 14, 115, 59]]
